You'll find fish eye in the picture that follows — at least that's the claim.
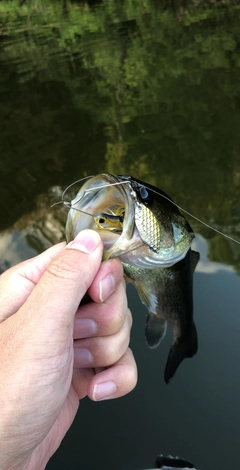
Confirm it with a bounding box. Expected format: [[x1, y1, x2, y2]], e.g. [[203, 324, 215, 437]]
[[139, 186, 153, 205]]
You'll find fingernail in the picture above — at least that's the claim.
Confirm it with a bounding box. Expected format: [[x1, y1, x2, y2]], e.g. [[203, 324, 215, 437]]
[[74, 348, 94, 367], [75, 318, 97, 337], [92, 381, 117, 401], [99, 274, 116, 302], [67, 230, 100, 253]]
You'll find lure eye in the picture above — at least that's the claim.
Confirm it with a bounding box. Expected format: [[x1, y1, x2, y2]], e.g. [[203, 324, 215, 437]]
[[119, 174, 131, 180], [139, 186, 153, 205]]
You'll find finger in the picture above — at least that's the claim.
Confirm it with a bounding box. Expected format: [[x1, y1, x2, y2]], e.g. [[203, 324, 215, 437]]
[[73, 304, 132, 369], [87, 258, 123, 303], [0, 243, 66, 322], [73, 279, 129, 340], [72, 367, 95, 400], [18, 229, 103, 326], [88, 348, 138, 401]]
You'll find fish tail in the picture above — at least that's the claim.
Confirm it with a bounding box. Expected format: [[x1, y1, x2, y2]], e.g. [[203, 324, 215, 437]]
[[145, 313, 167, 349], [164, 323, 198, 384]]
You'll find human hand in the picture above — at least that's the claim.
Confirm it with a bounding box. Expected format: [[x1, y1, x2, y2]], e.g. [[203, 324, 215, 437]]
[[0, 230, 137, 470]]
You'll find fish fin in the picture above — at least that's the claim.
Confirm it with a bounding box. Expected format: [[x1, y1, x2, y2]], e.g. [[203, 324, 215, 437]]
[[145, 314, 167, 349], [164, 323, 198, 384], [191, 250, 200, 271]]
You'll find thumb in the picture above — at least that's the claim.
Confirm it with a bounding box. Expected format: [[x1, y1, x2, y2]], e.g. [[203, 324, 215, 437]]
[[22, 229, 103, 328], [7, 230, 104, 362]]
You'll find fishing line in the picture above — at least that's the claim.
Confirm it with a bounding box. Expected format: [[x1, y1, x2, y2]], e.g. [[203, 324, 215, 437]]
[[51, 176, 94, 209], [148, 187, 240, 245], [62, 175, 94, 201], [71, 180, 132, 207], [52, 177, 240, 246], [51, 179, 132, 219]]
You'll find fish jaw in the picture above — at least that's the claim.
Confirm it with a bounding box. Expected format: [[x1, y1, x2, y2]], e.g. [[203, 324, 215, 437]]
[[66, 174, 135, 244], [66, 174, 148, 259], [118, 234, 193, 268]]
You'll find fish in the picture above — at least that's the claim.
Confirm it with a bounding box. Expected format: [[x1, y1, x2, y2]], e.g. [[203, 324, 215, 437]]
[[66, 174, 199, 383], [154, 454, 196, 469]]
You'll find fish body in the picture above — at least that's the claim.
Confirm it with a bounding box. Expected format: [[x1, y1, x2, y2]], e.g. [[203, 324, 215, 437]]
[[66, 174, 199, 382], [123, 248, 199, 383]]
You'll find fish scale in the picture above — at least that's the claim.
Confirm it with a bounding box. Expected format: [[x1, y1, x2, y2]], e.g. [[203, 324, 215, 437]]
[[135, 203, 161, 253]]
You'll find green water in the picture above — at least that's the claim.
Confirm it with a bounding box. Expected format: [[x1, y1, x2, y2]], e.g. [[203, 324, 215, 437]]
[[1, 1, 240, 469]]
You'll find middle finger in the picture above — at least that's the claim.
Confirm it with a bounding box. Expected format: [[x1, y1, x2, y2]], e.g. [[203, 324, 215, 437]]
[[73, 280, 130, 340], [73, 308, 132, 369]]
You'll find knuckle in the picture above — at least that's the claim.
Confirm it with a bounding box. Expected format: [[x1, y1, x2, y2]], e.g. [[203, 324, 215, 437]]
[[129, 365, 138, 390], [95, 340, 122, 368], [98, 303, 124, 333], [47, 253, 79, 282], [101, 343, 119, 367], [123, 349, 138, 388]]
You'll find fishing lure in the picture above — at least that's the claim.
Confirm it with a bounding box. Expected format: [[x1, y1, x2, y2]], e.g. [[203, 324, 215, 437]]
[[51, 174, 240, 246]]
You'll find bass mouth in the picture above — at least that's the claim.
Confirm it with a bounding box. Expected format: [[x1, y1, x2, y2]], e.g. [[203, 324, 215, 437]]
[[66, 174, 138, 258]]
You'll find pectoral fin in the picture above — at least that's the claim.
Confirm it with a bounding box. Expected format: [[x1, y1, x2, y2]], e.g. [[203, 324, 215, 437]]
[[145, 313, 167, 349], [131, 279, 167, 349]]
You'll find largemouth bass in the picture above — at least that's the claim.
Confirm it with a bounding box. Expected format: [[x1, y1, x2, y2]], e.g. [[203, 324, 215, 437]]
[[66, 174, 199, 383]]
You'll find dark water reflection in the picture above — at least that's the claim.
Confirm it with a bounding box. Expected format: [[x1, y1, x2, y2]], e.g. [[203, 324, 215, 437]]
[[1, 1, 240, 468]]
